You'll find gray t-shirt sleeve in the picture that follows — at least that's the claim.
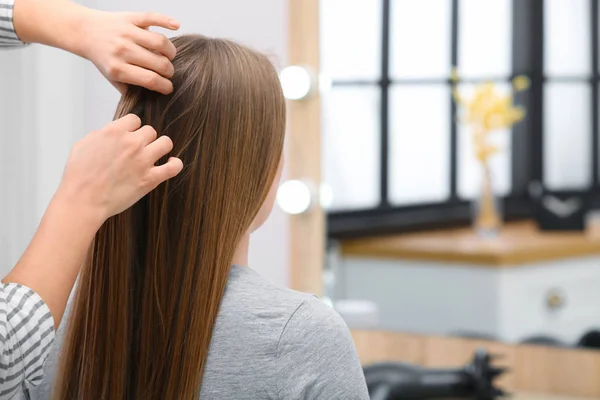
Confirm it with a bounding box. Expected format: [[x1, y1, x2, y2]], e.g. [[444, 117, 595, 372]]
[[276, 296, 369, 400]]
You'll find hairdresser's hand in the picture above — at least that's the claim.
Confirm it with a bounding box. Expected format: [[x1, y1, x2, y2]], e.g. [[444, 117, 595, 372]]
[[3, 114, 181, 330], [13, 1, 179, 94], [56, 114, 183, 223], [77, 10, 180, 95]]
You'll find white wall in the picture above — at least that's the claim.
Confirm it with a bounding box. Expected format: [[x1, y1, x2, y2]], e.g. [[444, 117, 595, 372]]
[[0, 0, 290, 286], [0, 46, 39, 272]]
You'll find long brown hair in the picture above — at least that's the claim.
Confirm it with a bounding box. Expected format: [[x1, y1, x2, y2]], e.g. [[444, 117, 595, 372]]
[[54, 35, 286, 400]]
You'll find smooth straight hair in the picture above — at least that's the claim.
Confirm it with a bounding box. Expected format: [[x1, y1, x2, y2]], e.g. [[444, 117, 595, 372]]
[[54, 35, 286, 400]]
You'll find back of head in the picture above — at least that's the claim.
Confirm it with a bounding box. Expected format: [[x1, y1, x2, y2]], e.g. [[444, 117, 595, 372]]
[[55, 35, 286, 400]]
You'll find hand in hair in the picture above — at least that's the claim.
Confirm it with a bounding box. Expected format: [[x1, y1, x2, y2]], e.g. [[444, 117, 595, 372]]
[[76, 11, 181, 95], [3, 114, 183, 329], [59, 114, 184, 220], [12, 0, 180, 94]]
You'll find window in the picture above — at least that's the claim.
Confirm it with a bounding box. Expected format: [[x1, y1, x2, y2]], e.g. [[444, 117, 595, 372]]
[[321, 0, 600, 238], [320, 0, 383, 211], [388, 1, 452, 206], [543, 0, 593, 190]]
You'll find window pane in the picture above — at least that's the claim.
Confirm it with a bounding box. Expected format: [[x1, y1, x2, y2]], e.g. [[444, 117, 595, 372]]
[[457, 83, 512, 199], [322, 86, 381, 210], [320, 0, 382, 80], [388, 85, 451, 205], [389, 0, 451, 79], [544, 0, 591, 77], [458, 0, 512, 78], [544, 82, 592, 190]]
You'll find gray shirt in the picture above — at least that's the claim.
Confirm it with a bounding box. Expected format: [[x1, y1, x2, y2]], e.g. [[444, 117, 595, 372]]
[[20, 265, 369, 399]]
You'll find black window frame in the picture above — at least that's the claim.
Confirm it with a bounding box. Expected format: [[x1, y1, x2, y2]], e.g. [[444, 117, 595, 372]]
[[327, 0, 600, 239]]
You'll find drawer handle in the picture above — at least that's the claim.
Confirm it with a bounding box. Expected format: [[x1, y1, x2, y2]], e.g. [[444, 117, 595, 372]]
[[546, 289, 566, 311]]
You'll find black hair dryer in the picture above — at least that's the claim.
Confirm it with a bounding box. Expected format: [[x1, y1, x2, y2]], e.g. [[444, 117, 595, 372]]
[[364, 349, 508, 400]]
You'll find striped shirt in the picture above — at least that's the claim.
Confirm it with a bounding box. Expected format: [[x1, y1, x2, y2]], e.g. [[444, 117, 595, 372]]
[[0, 0, 24, 47], [0, 285, 54, 399], [1, 0, 56, 398]]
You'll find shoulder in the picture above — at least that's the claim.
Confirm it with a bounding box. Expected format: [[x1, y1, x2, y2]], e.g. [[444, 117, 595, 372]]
[[280, 296, 349, 343], [222, 267, 351, 351], [277, 296, 356, 362], [215, 265, 317, 349], [276, 297, 369, 399]]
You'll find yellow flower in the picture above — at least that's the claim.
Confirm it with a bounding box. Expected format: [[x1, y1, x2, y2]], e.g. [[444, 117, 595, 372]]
[[455, 81, 528, 164]]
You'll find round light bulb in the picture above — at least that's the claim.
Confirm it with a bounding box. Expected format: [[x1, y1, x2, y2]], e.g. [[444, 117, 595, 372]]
[[277, 180, 312, 215], [279, 66, 312, 100]]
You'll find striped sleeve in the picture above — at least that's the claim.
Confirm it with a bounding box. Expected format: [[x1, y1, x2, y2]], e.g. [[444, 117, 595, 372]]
[[0, 0, 26, 48], [0, 284, 55, 398]]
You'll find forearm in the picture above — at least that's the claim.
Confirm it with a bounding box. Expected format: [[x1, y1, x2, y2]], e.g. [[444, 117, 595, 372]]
[[2, 191, 104, 329], [12, 0, 86, 56]]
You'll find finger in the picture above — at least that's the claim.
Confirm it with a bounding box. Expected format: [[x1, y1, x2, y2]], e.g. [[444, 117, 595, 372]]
[[148, 157, 184, 187], [135, 125, 158, 146], [114, 63, 173, 94], [129, 28, 177, 60], [126, 44, 174, 78], [145, 135, 174, 162], [129, 12, 180, 31], [111, 114, 142, 133]]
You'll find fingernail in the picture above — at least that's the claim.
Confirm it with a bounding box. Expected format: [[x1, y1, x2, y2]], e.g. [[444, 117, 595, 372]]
[[169, 19, 180, 29]]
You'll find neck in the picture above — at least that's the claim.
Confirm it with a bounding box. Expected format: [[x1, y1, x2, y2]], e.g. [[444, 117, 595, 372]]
[[232, 233, 250, 267]]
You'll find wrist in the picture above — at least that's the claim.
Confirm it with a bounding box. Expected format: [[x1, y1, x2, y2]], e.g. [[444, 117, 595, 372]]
[[51, 186, 108, 233], [56, 2, 93, 58]]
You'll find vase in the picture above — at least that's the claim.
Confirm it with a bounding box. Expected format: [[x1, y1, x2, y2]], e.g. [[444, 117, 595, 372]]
[[473, 161, 502, 238]]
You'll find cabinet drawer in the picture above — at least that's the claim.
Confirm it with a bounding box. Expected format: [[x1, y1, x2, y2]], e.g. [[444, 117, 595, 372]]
[[499, 257, 600, 343]]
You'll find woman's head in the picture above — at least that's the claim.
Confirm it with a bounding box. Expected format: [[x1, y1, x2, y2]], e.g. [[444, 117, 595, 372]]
[[121, 34, 286, 234], [55, 35, 285, 400]]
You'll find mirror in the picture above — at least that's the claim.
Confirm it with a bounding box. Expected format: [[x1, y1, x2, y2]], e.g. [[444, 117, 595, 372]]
[[317, 0, 600, 354]]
